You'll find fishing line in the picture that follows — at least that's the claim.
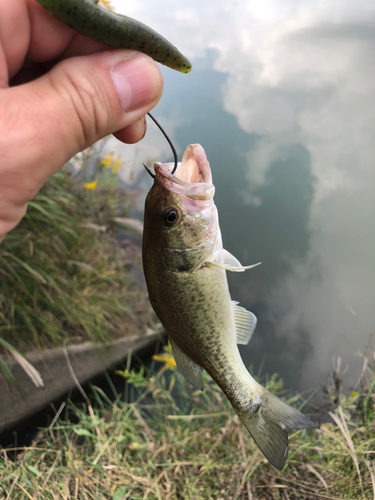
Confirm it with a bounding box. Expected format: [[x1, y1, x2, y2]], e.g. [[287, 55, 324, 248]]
[[143, 113, 178, 178]]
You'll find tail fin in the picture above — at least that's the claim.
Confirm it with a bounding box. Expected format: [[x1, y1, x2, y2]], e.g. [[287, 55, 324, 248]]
[[238, 389, 313, 470]]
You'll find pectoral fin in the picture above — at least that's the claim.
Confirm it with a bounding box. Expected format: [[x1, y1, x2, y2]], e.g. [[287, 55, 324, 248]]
[[206, 250, 261, 272], [232, 301, 257, 345], [223, 249, 244, 268], [169, 338, 204, 390]]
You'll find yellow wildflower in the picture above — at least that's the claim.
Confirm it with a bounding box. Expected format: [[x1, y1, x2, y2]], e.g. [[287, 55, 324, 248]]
[[152, 342, 176, 370], [128, 442, 141, 450], [101, 152, 114, 169], [101, 152, 122, 174], [100, 0, 114, 10], [84, 181, 98, 190], [110, 156, 122, 174]]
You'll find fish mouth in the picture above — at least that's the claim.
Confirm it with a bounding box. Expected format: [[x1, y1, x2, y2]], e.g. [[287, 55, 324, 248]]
[[154, 144, 215, 201]]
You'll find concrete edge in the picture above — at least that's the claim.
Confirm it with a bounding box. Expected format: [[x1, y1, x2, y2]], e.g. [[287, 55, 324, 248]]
[[0, 332, 158, 434]]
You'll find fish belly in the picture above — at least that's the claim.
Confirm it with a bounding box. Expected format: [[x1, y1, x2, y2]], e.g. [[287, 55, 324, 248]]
[[144, 257, 254, 402], [143, 252, 313, 471]]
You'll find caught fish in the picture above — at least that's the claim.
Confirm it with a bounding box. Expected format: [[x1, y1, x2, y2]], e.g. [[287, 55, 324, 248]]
[[142, 144, 313, 470], [36, 0, 191, 73]]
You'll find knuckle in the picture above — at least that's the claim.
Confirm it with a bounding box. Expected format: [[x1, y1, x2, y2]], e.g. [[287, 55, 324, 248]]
[[53, 68, 113, 149]]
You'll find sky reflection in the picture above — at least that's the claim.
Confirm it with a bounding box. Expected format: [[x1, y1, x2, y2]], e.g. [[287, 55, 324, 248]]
[[112, 0, 375, 390]]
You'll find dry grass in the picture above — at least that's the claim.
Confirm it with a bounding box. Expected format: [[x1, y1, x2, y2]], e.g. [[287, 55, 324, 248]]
[[1, 143, 374, 498], [1, 348, 374, 499], [0, 144, 154, 383]]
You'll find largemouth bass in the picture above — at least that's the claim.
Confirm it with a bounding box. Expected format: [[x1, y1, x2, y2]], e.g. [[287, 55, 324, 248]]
[[36, 0, 192, 73], [142, 144, 313, 470]]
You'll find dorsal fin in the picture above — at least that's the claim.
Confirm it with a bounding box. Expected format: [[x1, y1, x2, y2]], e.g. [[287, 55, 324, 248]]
[[232, 301, 257, 345]]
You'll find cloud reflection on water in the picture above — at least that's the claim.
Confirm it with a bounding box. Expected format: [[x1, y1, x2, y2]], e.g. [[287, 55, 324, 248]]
[[212, 6, 375, 389], [113, 0, 375, 389]]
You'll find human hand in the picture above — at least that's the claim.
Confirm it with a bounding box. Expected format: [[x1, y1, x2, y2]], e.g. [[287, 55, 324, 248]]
[[0, 0, 163, 242]]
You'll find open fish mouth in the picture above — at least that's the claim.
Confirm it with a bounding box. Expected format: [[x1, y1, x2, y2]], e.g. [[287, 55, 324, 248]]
[[154, 144, 215, 201]]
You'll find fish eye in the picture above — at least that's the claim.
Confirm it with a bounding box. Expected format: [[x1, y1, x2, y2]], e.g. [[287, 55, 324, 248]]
[[161, 207, 181, 227]]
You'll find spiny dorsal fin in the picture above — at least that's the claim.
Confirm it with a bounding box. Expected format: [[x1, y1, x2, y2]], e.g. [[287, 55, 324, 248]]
[[232, 301, 257, 345], [169, 338, 204, 390]]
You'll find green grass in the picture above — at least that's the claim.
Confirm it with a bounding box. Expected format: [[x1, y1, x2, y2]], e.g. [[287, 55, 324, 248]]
[[0, 145, 151, 348], [1, 349, 374, 500], [1, 144, 374, 498], [0, 144, 153, 381]]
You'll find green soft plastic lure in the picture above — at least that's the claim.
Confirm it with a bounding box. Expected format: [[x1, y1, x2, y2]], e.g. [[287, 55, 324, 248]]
[[36, 0, 192, 73]]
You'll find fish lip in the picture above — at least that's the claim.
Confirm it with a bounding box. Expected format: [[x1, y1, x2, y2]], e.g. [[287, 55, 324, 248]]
[[154, 144, 215, 201]]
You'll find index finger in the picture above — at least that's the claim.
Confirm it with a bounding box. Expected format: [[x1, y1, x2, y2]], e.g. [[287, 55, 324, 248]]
[[27, 0, 110, 61], [1, 0, 108, 83]]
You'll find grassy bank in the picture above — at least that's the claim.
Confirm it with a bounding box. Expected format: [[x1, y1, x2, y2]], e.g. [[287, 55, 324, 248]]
[[1, 346, 374, 499], [1, 143, 374, 498], [0, 144, 153, 381]]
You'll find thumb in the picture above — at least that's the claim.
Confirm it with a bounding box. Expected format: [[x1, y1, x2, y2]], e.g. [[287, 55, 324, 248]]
[[0, 50, 162, 239], [18, 50, 163, 165]]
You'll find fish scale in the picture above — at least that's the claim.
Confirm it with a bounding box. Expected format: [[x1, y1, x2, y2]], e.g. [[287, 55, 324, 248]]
[[143, 144, 313, 470], [146, 250, 262, 410]]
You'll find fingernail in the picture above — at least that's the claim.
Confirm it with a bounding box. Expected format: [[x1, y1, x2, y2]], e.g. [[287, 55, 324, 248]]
[[111, 57, 162, 112]]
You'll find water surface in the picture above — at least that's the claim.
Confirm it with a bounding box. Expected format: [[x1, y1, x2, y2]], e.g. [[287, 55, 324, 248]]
[[111, 0, 375, 391]]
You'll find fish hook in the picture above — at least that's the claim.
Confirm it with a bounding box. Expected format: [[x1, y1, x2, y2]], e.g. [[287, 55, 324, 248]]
[[143, 113, 178, 179]]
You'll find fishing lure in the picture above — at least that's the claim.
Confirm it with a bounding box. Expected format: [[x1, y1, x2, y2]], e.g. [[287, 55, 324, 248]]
[[36, 0, 192, 73]]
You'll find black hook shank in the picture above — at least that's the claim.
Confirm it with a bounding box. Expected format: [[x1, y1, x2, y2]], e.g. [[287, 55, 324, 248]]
[[143, 113, 178, 179]]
